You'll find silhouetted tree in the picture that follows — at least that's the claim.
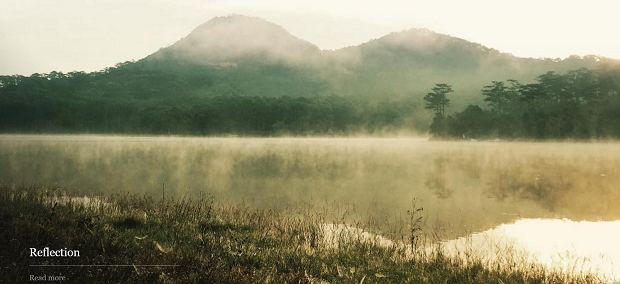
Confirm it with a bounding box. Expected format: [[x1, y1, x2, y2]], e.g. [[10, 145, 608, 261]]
[[481, 81, 520, 115], [434, 67, 620, 140], [424, 83, 453, 116]]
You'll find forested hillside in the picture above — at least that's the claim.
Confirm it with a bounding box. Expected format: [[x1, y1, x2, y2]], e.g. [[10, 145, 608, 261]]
[[1, 15, 617, 136], [428, 66, 620, 139]]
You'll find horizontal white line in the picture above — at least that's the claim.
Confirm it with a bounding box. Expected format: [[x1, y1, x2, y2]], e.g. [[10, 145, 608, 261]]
[[30, 265, 179, 267]]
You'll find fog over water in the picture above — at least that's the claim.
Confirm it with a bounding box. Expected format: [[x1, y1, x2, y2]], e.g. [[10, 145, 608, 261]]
[[2, 135, 619, 234], [2, 134, 620, 279]]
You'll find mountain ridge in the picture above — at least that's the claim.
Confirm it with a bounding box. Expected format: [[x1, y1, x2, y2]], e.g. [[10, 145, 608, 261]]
[[147, 15, 612, 65], [2, 15, 619, 136], [146, 15, 322, 66], [143, 15, 612, 99]]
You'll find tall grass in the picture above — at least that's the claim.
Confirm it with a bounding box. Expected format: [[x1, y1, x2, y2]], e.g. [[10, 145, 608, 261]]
[[0, 182, 607, 283]]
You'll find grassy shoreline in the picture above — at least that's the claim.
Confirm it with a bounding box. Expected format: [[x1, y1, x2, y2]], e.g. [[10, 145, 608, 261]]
[[0, 183, 606, 284]]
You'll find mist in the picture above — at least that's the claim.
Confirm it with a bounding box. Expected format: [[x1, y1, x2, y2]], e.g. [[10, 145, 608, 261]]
[[3, 0, 620, 76], [2, 135, 618, 238], [3, 3, 620, 282], [147, 15, 322, 67]]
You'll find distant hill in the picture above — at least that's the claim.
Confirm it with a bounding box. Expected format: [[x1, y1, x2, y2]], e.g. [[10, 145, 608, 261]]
[[323, 27, 607, 104], [147, 15, 322, 66], [1, 15, 618, 135], [143, 15, 611, 105]]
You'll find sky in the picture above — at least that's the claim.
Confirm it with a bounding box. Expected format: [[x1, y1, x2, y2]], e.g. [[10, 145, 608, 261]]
[[1, 0, 619, 75]]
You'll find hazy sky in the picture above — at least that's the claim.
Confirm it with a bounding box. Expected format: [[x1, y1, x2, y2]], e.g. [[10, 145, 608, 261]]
[[1, 0, 619, 75]]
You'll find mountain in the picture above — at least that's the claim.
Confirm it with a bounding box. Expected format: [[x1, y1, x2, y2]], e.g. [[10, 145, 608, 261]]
[[140, 15, 612, 104], [322, 27, 607, 104], [138, 16, 327, 98], [147, 15, 321, 66], [1, 15, 618, 135]]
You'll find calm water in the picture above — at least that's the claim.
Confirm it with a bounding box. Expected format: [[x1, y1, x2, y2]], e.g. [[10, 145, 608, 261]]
[[443, 218, 620, 281], [1, 135, 619, 279]]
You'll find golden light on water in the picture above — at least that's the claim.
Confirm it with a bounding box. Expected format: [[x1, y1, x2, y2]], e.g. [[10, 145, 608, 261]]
[[2, 135, 620, 280], [444, 219, 620, 280]]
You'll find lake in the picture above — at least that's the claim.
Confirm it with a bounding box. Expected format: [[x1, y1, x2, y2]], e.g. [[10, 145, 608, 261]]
[[1, 135, 619, 280]]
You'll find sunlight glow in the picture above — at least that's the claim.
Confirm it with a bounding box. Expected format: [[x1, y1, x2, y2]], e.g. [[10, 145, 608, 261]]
[[1, 0, 619, 75]]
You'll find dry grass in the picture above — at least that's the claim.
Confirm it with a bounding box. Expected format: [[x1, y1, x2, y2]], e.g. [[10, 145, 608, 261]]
[[0, 182, 607, 284]]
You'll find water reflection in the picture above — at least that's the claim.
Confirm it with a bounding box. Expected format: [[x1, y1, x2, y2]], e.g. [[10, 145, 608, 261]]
[[443, 218, 620, 281], [1, 135, 620, 239]]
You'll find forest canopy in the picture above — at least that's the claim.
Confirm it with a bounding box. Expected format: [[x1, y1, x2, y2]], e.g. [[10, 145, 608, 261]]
[[1, 62, 620, 138], [0, 62, 426, 135], [429, 66, 620, 139], [2, 16, 619, 138]]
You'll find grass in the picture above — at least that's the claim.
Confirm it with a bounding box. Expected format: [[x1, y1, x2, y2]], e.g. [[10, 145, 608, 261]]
[[0, 182, 607, 284]]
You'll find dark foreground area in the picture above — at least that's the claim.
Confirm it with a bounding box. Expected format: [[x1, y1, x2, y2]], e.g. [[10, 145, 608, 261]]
[[0, 183, 605, 284]]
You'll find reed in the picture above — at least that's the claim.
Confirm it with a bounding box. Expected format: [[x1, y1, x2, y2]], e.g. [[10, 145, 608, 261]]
[[0, 182, 606, 283]]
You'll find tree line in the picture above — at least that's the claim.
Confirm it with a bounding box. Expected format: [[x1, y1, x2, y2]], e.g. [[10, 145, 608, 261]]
[[2, 61, 619, 138], [0, 76, 425, 135], [426, 65, 620, 139], [0, 94, 424, 135], [0, 61, 432, 135]]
